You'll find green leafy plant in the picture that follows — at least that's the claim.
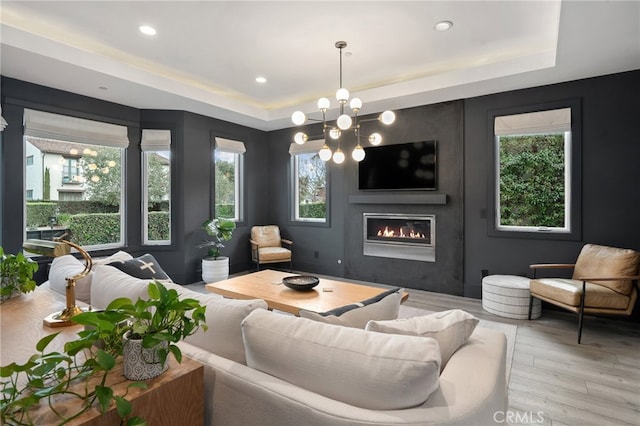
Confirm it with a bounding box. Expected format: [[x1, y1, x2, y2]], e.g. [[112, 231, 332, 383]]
[[0, 247, 39, 302], [197, 217, 236, 260], [0, 281, 207, 425]]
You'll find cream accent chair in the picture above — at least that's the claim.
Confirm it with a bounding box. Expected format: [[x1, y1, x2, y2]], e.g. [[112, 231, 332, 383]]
[[250, 225, 293, 272], [528, 244, 640, 343]]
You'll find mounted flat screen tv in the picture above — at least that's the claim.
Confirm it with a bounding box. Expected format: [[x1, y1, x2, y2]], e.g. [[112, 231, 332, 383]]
[[358, 140, 437, 191]]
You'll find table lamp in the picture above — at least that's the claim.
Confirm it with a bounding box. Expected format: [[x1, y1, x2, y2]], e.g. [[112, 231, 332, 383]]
[[23, 236, 93, 327]]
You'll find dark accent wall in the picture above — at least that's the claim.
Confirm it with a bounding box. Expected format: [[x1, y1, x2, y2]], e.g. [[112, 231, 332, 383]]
[[268, 101, 464, 294], [1, 77, 270, 285], [464, 70, 640, 298]]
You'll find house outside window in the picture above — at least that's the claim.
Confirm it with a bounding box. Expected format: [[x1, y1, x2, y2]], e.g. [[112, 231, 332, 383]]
[[26, 155, 34, 166], [290, 140, 327, 223], [141, 129, 172, 245], [23, 109, 129, 250], [491, 103, 582, 239], [214, 137, 245, 222]]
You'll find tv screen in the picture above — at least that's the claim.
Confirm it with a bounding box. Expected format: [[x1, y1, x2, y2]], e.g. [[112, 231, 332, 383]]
[[358, 140, 437, 191]]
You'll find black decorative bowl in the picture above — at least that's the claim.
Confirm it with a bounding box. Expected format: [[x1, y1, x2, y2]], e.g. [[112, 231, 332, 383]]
[[282, 275, 320, 291]]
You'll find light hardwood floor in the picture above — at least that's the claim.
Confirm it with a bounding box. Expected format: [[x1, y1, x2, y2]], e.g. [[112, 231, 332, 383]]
[[403, 288, 640, 426]]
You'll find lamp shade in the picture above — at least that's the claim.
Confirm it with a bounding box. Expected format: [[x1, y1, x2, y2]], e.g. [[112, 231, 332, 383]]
[[369, 133, 382, 145], [319, 144, 333, 161], [380, 110, 396, 125], [351, 145, 365, 162], [317, 97, 330, 110], [329, 128, 341, 140], [291, 111, 306, 125], [337, 114, 352, 130], [294, 132, 308, 145], [349, 98, 362, 111], [336, 88, 349, 103], [332, 149, 345, 164]]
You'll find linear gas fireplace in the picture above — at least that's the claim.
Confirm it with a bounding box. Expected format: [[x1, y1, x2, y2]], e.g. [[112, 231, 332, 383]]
[[363, 213, 435, 262]]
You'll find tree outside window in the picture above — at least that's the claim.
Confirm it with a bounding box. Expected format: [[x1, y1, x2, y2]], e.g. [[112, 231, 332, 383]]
[[294, 152, 326, 222]]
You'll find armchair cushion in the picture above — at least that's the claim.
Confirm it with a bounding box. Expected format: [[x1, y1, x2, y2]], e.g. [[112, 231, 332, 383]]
[[572, 244, 640, 295], [530, 278, 631, 309], [257, 246, 291, 262], [251, 225, 283, 248]]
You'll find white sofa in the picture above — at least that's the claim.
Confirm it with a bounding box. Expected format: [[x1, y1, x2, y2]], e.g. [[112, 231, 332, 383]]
[[43, 255, 508, 426]]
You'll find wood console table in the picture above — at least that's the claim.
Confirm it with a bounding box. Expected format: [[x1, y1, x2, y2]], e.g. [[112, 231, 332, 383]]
[[0, 288, 204, 425]]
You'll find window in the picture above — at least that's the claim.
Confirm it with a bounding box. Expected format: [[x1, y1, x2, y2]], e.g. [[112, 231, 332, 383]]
[[23, 109, 129, 250], [26, 155, 34, 166], [61, 157, 81, 184], [490, 102, 582, 239], [214, 137, 245, 222], [290, 140, 327, 223], [26, 189, 34, 200], [141, 129, 171, 245]]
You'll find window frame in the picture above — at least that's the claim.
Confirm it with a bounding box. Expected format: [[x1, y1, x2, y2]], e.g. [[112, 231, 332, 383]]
[[211, 137, 245, 225], [487, 99, 582, 241], [289, 146, 330, 226], [22, 109, 129, 252], [142, 149, 172, 246]]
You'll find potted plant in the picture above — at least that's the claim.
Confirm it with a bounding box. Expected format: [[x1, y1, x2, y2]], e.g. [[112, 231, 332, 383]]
[[108, 281, 208, 380], [0, 246, 39, 302], [197, 217, 236, 283], [0, 281, 207, 425]]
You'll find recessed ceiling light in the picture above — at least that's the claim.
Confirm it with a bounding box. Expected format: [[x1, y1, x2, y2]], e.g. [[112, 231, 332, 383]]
[[255, 76, 267, 84], [434, 21, 453, 32], [139, 25, 157, 36]]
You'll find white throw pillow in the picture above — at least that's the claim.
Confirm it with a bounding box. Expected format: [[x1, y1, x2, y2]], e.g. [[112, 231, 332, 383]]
[[242, 309, 441, 410], [92, 251, 133, 267], [90, 264, 151, 309], [48, 255, 93, 304], [366, 309, 479, 368], [181, 291, 267, 364], [298, 288, 402, 328]]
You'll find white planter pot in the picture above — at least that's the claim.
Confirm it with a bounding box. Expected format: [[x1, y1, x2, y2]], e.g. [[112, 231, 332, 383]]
[[202, 256, 229, 283], [123, 332, 169, 381]]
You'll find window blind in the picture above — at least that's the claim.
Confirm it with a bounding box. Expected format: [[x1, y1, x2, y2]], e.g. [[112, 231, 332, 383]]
[[289, 139, 325, 155], [494, 107, 571, 136], [141, 129, 171, 151], [23, 109, 130, 148], [215, 137, 246, 154]]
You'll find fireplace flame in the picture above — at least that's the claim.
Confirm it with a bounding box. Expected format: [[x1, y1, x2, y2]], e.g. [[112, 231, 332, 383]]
[[376, 226, 426, 239]]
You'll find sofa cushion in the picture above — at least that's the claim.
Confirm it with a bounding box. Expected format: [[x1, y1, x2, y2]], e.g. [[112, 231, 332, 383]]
[[366, 309, 479, 369], [180, 290, 267, 364], [573, 244, 640, 295], [48, 255, 93, 304], [242, 309, 441, 410], [298, 287, 402, 328], [92, 250, 133, 266], [107, 253, 172, 282], [90, 264, 152, 309]]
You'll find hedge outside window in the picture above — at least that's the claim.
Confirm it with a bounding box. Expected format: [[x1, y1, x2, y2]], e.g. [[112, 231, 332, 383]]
[[142, 129, 171, 245], [490, 102, 582, 240], [23, 109, 129, 249], [214, 137, 245, 222], [290, 140, 327, 223]]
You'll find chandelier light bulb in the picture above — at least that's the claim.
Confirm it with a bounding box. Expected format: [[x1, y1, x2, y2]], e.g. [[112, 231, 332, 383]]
[[332, 148, 345, 164], [380, 110, 396, 125], [352, 145, 366, 162], [349, 97, 362, 112], [317, 97, 330, 111], [336, 88, 349, 103], [319, 144, 333, 161], [337, 114, 352, 130], [294, 132, 308, 145], [369, 133, 382, 145], [329, 128, 341, 140], [291, 111, 306, 125]]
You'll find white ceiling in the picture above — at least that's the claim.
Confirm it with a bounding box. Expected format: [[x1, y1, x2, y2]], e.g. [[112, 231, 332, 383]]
[[1, 1, 639, 131]]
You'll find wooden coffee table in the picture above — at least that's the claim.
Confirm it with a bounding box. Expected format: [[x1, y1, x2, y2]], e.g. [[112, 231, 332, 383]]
[[204, 269, 408, 315]]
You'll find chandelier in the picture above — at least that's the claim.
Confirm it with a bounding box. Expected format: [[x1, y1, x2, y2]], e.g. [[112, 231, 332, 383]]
[[290, 41, 396, 164]]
